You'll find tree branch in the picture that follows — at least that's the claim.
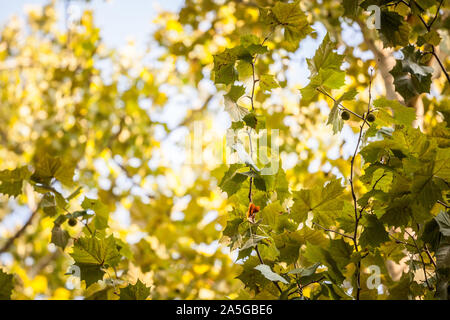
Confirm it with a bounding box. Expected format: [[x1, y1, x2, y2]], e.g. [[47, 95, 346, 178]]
[[0, 205, 40, 254], [312, 222, 354, 240]]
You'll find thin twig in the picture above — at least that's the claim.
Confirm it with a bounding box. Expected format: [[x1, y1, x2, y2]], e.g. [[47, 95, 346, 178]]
[[424, 244, 437, 268], [403, 0, 450, 84], [245, 30, 282, 295], [0, 204, 41, 253], [316, 88, 366, 121], [428, 0, 444, 29], [437, 200, 450, 209], [312, 222, 354, 240], [405, 229, 433, 290], [389, 233, 416, 249]]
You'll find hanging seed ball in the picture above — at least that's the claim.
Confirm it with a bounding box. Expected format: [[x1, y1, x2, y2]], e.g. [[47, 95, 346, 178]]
[[341, 110, 350, 120], [366, 113, 376, 123]]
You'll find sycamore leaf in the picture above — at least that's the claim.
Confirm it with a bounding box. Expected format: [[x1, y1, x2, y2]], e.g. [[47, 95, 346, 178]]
[[288, 262, 321, 276], [41, 192, 58, 217], [241, 235, 268, 250], [421, 218, 441, 251], [120, 279, 151, 300], [243, 113, 257, 129], [291, 178, 345, 227], [70, 235, 121, 287], [417, 30, 442, 47], [303, 243, 345, 285], [271, 0, 312, 51], [259, 74, 279, 92], [237, 60, 253, 79], [51, 224, 70, 249], [0, 166, 31, 198], [254, 264, 289, 284], [435, 211, 450, 237], [327, 105, 343, 135], [378, 10, 410, 48], [225, 85, 245, 103], [213, 49, 237, 85], [71, 235, 121, 267], [359, 214, 389, 248], [218, 164, 248, 197], [390, 45, 433, 102], [0, 269, 14, 300], [327, 88, 358, 134], [274, 228, 327, 264], [31, 153, 75, 186], [307, 34, 344, 75], [301, 34, 346, 105], [74, 264, 105, 288], [373, 97, 416, 126], [81, 197, 109, 230]]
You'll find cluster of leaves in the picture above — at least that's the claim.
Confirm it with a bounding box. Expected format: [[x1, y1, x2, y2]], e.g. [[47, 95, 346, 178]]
[[1, 0, 449, 300], [0, 151, 151, 299], [213, 0, 450, 300]]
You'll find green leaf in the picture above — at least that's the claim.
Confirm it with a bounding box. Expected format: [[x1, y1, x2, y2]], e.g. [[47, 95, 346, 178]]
[[70, 235, 121, 287], [421, 218, 441, 251], [373, 97, 416, 126], [120, 279, 151, 300], [41, 192, 58, 217], [261, 164, 290, 202], [225, 85, 245, 103], [288, 262, 320, 276], [218, 164, 248, 197], [327, 104, 343, 135], [236, 60, 253, 80], [71, 235, 121, 267], [0, 269, 14, 300], [260, 201, 283, 230], [303, 243, 345, 285], [213, 49, 237, 85], [259, 74, 279, 92], [329, 239, 353, 269], [254, 264, 289, 284], [359, 214, 389, 248], [74, 264, 105, 288], [435, 211, 450, 237], [271, 0, 312, 51], [417, 30, 442, 47], [291, 178, 345, 227], [378, 10, 410, 48], [81, 197, 109, 230], [274, 228, 327, 264], [51, 224, 70, 249], [243, 112, 258, 129], [0, 166, 31, 198], [31, 153, 75, 186], [301, 34, 346, 105], [390, 45, 433, 101], [307, 33, 344, 76], [370, 168, 393, 192], [435, 236, 450, 300]]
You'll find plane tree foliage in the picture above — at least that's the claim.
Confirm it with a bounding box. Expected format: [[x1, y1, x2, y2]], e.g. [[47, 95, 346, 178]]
[[0, 0, 450, 300]]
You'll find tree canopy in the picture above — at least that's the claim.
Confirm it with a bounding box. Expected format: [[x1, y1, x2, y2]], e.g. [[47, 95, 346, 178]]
[[0, 0, 449, 300]]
